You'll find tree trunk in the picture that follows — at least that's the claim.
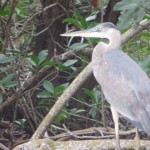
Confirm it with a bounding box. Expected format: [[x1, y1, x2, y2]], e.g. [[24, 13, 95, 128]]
[[104, 0, 120, 24], [33, 0, 70, 57]]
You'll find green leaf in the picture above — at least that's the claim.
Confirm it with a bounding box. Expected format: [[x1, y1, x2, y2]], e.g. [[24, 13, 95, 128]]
[[77, 95, 86, 103], [43, 80, 54, 94], [3, 81, 18, 88], [89, 107, 97, 118], [41, 60, 56, 67], [69, 43, 89, 51], [83, 88, 96, 101], [37, 91, 53, 98], [70, 108, 78, 114], [117, 9, 135, 30], [114, 0, 147, 30], [76, 109, 85, 114], [73, 13, 88, 29], [15, 8, 21, 15], [1, 73, 15, 84], [63, 59, 78, 67], [55, 62, 68, 70], [15, 120, 22, 126], [114, 0, 137, 11], [27, 55, 39, 66], [63, 13, 88, 29], [0, 67, 8, 73], [141, 32, 150, 40], [0, 54, 5, 59], [69, 108, 85, 115], [0, 56, 16, 63], [63, 18, 80, 28], [140, 54, 150, 70], [144, 2, 150, 8], [15, 119, 26, 129], [134, 8, 146, 22], [38, 50, 48, 64], [74, 13, 85, 21], [92, 87, 100, 104], [54, 83, 69, 95], [56, 111, 67, 122], [145, 14, 150, 20], [0, 6, 11, 16], [9, 49, 21, 54]]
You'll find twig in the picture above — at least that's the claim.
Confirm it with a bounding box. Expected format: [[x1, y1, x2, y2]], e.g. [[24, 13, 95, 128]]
[[71, 97, 101, 112], [33, 14, 65, 37], [2, 0, 18, 52], [14, 2, 68, 38], [0, 143, 9, 150], [62, 124, 114, 140], [54, 47, 92, 61], [49, 126, 137, 140], [14, 3, 57, 38], [51, 124, 66, 132], [67, 112, 103, 125]]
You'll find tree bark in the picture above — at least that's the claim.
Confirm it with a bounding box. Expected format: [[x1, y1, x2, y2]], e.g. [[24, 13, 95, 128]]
[[13, 138, 150, 150], [33, 0, 70, 57], [104, 0, 120, 24]]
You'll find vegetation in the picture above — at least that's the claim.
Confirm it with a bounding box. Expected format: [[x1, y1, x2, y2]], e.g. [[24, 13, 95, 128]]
[[0, 0, 150, 149]]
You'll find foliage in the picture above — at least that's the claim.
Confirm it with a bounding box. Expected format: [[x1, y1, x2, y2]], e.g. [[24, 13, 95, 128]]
[[114, 0, 150, 29], [63, 13, 89, 30], [27, 50, 49, 67], [15, 119, 26, 130], [0, 1, 150, 149], [83, 87, 101, 118], [37, 80, 69, 99], [68, 43, 89, 51], [0, 54, 18, 102]]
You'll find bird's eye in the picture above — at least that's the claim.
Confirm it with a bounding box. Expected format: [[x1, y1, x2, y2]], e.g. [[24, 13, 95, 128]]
[[98, 27, 102, 31]]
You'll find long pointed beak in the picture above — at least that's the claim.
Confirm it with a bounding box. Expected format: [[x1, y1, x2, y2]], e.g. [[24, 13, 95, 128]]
[[60, 27, 107, 38], [60, 28, 102, 38], [60, 29, 96, 37]]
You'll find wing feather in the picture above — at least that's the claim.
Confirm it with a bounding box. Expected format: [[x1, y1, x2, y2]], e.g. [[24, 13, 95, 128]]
[[93, 50, 150, 134]]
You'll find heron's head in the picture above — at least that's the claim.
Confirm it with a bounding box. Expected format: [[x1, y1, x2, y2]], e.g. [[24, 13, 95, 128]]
[[61, 22, 122, 49], [61, 22, 121, 42]]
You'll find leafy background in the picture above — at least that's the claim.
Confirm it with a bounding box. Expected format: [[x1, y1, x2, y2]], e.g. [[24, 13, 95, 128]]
[[0, 0, 149, 149]]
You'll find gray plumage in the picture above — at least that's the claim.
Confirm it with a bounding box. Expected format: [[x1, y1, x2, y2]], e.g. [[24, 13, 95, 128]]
[[61, 22, 150, 136], [92, 23, 150, 134]]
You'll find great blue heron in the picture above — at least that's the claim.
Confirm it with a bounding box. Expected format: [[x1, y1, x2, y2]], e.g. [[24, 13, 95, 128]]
[[61, 22, 150, 149]]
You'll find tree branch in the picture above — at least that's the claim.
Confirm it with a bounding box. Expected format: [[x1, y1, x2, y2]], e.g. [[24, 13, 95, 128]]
[[13, 138, 150, 150]]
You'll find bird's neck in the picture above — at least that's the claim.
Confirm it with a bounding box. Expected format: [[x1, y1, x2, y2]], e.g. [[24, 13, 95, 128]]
[[106, 31, 122, 50], [92, 31, 122, 62], [96, 30, 122, 51]]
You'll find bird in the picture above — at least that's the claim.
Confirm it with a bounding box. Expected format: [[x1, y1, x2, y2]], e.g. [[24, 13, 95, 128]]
[[61, 22, 150, 149]]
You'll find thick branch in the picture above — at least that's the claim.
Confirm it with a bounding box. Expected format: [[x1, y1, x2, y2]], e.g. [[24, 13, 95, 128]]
[[31, 63, 93, 139], [14, 138, 150, 150], [122, 19, 150, 43]]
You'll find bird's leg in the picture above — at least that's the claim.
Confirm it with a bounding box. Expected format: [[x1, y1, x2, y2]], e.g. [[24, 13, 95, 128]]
[[111, 106, 121, 150], [134, 128, 140, 150]]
